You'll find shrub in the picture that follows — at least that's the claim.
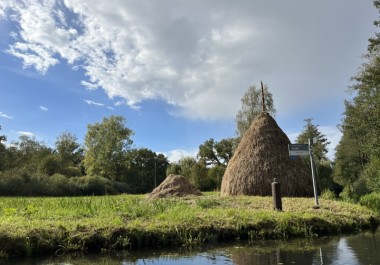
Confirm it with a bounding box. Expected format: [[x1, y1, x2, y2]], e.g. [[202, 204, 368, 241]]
[[339, 186, 355, 202], [38, 154, 61, 176], [49, 173, 77, 196], [320, 189, 336, 200], [360, 192, 380, 212], [75, 175, 117, 195], [207, 165, 225, 191]]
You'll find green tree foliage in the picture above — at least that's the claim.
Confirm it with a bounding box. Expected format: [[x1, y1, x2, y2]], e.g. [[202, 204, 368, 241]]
[[12, 135, 53, 172], [189, 160, 210, 190], [296, 119, 334, 194], [368, 0, 380, 52], [126, 148, 169, 193], [167, 157, 219, 191], [296, 118, 330, 161], [197, 138, 236, 166], [334, 1, 380, 200], [334, 132, 364, 189], [83, 116, 133, 181], [0, 118, 175, 195], [38, 154, 62, 176], [0, 169, 128, 196], [235, 83, 276, 138], [207, 165, 225, 191], [0, 125, 5, 143], [348, 57, 380, 158], [55, 132, 83, 166], [361, 156, 380, 193], [175, 157, 197, 180], [0, 125, 7, 171], [166, 162, 181, 175]]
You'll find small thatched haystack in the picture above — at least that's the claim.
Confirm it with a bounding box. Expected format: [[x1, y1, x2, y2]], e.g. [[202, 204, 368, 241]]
[[149, 174, 202, 198], [221, 112, 313, 196]]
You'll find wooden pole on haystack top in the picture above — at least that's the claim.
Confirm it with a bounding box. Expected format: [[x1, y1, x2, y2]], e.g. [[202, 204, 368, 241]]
[[261, 81, 266, 112]]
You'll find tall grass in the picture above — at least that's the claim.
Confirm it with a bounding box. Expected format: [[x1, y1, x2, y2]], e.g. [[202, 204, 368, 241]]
[[0, 194, 378, 258], [360, 192, 380, 212]]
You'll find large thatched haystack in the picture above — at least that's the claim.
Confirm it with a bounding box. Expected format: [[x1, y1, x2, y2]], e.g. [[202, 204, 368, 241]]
[[221, 112, 313, 196], [149, 174, 202, 198]]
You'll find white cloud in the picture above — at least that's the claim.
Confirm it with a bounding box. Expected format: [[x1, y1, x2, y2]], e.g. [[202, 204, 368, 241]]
[[84, 99, 104, 106], [0, 0, 376, 120], [39, 105, 48, 111], [17, 131, 35, 137], [0, 112, 13, 119], [163, 149, 197, 163], [81, 80, 98, 90]]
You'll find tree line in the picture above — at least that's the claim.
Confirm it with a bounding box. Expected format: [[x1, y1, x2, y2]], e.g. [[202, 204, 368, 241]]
[[1, 1, 379, 199], [0, 116, 169, 196], [332, 0, 380, 201], [0, 84, 331, 196]]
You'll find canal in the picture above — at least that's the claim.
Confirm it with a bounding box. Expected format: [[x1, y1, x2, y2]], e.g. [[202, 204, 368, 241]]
[[6, 229, 380, 265]]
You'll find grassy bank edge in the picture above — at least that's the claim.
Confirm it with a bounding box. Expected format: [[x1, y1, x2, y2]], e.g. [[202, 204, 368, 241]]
[[0, 195, 378, 259]]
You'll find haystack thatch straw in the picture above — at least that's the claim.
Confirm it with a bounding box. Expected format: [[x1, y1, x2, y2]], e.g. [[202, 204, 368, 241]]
[[149, 174, 202, 198], [221, 112, 313, 197]]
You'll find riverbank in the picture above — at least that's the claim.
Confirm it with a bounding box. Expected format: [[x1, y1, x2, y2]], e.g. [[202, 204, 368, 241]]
[[0, 194, 378, 258]]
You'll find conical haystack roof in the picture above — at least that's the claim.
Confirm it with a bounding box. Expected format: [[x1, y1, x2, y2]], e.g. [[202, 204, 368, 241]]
[[149, 174, 202, 198], [221, 112, 313, 196]]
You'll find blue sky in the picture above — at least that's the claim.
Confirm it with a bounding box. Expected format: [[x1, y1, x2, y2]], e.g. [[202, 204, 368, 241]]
[[0, 0, 378, 161]]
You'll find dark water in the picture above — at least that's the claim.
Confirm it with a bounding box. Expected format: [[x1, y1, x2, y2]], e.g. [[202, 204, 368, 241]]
[[6, 230, 380, 265]]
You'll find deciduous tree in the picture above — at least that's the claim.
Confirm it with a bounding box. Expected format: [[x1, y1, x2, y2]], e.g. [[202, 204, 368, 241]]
[[126, 148, 169, 193], [235, 83, 276, 138], [197, 138, 236, 166], [55, 132, 83, 166], [83, 116, 133, 181]]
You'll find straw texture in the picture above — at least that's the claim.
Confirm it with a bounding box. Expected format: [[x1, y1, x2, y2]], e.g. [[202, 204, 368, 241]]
[[221, 112, 313, 196], [149, 174, 202, 198]]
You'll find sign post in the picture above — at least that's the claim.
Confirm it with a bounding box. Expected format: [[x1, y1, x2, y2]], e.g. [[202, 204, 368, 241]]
[[308, 138, 319, 208], [288, 140, 319, 208], [288, 144, 309, 156]]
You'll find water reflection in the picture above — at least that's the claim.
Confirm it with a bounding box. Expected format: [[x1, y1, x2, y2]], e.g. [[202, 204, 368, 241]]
[[5, 229, 380, 265]]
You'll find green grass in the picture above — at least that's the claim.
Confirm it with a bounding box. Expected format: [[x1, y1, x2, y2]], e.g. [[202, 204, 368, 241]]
[[0, 194, 378, 258], [360, 192, 380, 212]]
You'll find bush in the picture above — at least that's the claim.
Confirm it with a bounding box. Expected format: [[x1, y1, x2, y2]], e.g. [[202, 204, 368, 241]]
[[339, 186, 355, 202], [74, 175, 129, 195], [77, 176, 111, 195], [339, 178, 369, 202], [0, 169, 128, 196], [207, 165, 225, 191], [38, 154, 61, 176], [316, 160, 334, 193], [320, 189, 336, 200], [166, 163, 181, 175], [49, 173, 78, 196], [360, 192, 380, 212]]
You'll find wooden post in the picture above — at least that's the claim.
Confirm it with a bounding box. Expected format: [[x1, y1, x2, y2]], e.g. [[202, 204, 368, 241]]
[[272, 178, 282, 211], [261, 81, 266, 112]]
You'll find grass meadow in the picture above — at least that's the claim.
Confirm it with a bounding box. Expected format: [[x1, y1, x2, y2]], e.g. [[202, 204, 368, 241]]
[[0, 193, 378, 258]]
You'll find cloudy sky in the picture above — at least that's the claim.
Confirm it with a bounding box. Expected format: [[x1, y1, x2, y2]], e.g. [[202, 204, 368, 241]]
[[0, 0, 377, 161]]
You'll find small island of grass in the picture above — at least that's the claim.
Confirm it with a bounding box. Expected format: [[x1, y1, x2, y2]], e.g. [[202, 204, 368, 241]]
[[0, 193, 378, 259]]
